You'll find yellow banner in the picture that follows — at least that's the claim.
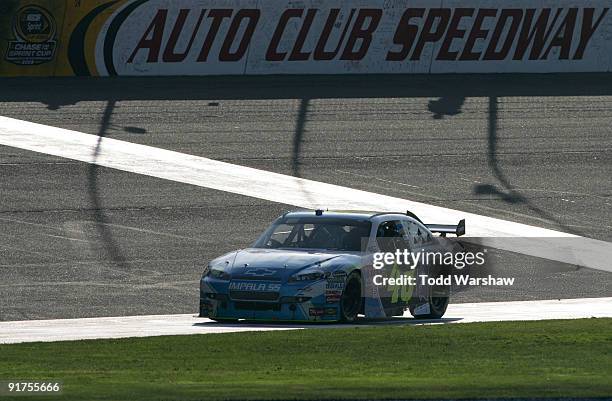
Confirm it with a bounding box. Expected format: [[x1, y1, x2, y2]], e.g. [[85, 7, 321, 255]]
[[0, 0, 65, 76], [0, 0, 126, 77]]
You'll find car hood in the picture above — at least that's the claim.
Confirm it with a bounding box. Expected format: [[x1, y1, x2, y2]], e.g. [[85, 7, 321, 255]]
[[216, 248, 361, 280]]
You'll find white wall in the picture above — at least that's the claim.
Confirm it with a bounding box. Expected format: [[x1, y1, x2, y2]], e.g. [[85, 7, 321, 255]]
[[95, 0, 612, 75]]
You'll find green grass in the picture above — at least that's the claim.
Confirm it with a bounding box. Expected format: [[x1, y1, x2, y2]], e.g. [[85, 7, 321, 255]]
[[1, 319, 611, 400]]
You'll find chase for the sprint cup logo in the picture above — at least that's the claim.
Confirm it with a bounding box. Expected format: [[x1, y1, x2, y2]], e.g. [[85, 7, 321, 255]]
[[5, 5, 57, 66]]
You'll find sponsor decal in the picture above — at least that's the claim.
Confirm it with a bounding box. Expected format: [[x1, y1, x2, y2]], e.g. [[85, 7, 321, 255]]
[[229, 281, 281, 292], [325, 307, 337, 316], [386, 263, 414, 304], [243, 268, 276, 277], [325, 274, 344, 302], [5, 5, 57, 66], [325, 290, 342, 303], [309, 307, 325, 316], [325, 281, 345, 291]]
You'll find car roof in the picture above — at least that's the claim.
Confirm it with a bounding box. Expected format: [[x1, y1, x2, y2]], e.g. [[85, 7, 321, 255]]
[[282, 210, 418, 222]]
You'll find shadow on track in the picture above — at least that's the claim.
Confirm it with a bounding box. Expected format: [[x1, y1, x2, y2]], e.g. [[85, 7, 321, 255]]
[[88, 99, 129, 268], [428, 96, 465, 119], [472, 96, 585, 236], [292, 98, 309, 178], [2, 73, 612, 106], [192, 316, 463, 330], [292, 97, 323, 209]]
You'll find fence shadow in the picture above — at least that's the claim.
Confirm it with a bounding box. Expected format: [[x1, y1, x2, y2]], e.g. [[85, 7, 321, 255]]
[[1, 73, 612, 107]]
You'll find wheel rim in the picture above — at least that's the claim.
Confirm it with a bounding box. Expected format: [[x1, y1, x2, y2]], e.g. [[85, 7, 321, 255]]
[[430, 285, 449, 312], [341, 277, 361, 319], [431, 296, 446, 310]]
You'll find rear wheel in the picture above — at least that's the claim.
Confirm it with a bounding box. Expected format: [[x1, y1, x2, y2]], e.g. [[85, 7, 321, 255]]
[[428, 286, 450, 318], [210, 317, 239, 323], [409, 265, 450, 319], [340, 271, 362, 322]]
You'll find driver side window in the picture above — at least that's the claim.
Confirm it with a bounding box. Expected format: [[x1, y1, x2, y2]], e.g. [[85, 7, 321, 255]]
[[376, 220, 410, 252], [404, 220, 432, 246], [404, 220, 421, 245], [269, 224, 293, 244]]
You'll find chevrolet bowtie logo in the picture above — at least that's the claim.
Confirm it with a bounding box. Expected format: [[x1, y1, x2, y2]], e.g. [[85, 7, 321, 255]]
[[243, 268, 276, 276]]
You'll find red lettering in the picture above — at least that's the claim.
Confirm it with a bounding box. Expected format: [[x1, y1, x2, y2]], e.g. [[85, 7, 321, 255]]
[[541, 8, 578, 60], [289, 9, 318, 61], [314, 9, 355, 61], [386, 8, 424, 61], [197, 9, 232, 62], [574, 8, 609, 59], [162, 9, 205, 62], [459, 9, 496, 61], [341, 8, 382, 61], [219, 9, 259, 62], [411, 9, 450, 61], [483, 9, 522, 61], [437, 8, 474, 61], [266, 9, 302, 61], [127, 9, 167, 63], [513, 8, 561, 60]]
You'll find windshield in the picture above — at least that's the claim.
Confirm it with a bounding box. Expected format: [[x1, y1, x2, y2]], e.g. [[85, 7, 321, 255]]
[[253, 217, 372, 251]]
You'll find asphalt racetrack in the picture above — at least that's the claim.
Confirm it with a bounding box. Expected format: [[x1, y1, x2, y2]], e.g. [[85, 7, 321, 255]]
[[0, 73, 611, 321]]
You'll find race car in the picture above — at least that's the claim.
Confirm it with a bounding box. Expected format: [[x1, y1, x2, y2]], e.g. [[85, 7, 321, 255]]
[[199, 210, 465, 323]]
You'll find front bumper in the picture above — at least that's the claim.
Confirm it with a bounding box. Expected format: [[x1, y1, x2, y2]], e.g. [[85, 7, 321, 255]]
[[200, 277, 341, 322]]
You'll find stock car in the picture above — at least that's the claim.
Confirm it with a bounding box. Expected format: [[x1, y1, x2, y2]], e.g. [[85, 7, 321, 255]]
[[199, 210, 465, 323]]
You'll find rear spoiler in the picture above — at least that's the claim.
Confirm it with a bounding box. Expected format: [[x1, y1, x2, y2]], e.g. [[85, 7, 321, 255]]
[[426, 219, 465, 237]]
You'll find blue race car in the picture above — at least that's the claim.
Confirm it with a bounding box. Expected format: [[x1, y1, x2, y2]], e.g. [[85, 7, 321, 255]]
[[199, 210, 465, 322]]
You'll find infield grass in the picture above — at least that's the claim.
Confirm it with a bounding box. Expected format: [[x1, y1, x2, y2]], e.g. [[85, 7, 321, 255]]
[[1, 318, 611, 400]]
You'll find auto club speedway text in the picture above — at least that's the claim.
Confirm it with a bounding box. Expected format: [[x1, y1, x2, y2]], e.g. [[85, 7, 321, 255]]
[[127, 7, 608, 64], [372, 250, 516, 287]]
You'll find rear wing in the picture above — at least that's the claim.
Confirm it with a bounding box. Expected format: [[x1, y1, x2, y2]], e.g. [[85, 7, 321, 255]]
[[426, 219, 465, 237]]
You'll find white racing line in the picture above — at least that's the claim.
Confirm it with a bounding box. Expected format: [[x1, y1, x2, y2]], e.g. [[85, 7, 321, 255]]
[[0, 116, 610, 272], [0, 116, 611, 343], [1, 298, 610, 344]]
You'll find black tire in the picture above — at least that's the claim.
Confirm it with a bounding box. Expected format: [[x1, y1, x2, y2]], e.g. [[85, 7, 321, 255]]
[[409, 292, 449, 319], [210, 317, 239, 323], [340, 271, 362, 322], [427, 286, 450, 318], [409, 265, 450, 319], [385, 306, 406, 317]]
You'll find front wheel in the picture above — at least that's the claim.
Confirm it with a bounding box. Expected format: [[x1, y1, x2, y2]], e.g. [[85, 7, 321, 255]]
[[340, 271, 362, 322]]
